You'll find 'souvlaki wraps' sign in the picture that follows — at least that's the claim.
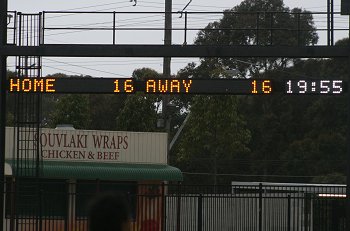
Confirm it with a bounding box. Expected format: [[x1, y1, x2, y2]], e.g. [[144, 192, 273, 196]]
[[5, 127, 167, 164]]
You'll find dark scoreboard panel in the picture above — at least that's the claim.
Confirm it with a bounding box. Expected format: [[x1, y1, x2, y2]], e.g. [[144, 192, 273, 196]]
[[7, 77, 346, 95], [8, 78, 136, 94]]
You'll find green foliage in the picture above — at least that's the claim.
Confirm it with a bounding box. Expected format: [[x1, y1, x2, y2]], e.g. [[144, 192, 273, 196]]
[[195, 0, 318, 77], [311, 173, 346, 184], [49, 94, 91, 129], [89, 94, 126, 130], [115, 93, 158, 132], [171, 1, 346, 184], [115, 68, 160, 132], [174, 95, 251, 184], [196, 0, 318, 46]]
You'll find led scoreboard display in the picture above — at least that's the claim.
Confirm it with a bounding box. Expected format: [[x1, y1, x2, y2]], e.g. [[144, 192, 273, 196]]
[[6, 77, 345, 95], [285, 80, 343, 94]]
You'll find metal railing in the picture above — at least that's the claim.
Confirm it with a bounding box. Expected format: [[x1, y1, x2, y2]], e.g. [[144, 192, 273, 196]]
[[3, 179, 347, 231], [6, 11, 350, 46]]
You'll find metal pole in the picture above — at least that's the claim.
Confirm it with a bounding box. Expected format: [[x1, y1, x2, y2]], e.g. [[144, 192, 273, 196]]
[[347, 14, 350, 231], [330, 0, 334, 45], [113, 11, 116, 45], [287, 195, 291, 231], [327, 0, 330, 46], [0, 0, 8, 230], [163, 0, 172, 162], [197, 194, 203, 231], [258, 183, 263, 231]]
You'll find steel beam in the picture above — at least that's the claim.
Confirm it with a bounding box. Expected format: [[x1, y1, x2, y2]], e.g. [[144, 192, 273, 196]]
[[0, 0, 7, 230], [1, 45, 349, 58]]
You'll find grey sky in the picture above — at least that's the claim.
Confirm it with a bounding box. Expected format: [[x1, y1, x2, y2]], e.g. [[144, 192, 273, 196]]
[[6, 0, 348, 77], [8, 0, 341, 12]]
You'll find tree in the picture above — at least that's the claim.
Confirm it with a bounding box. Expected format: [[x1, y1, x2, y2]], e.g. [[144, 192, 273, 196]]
[[175, 95, 251, 185], [195, 0, 318, 77], [39, 73, 97, 129], [171, 0, 346, 184], [89, 94, 127, 131], [49, 94, 91, 129], [115, 68, 160, 132]]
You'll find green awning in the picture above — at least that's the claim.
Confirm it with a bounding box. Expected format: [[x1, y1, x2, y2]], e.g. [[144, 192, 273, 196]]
[[7, 160, 183, 182]]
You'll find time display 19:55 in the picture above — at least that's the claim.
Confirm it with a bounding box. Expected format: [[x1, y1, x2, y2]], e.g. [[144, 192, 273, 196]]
[[285, 80, 343, 94]]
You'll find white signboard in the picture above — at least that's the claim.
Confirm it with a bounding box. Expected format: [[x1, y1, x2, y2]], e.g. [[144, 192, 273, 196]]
[[5, 127, 167, 164]]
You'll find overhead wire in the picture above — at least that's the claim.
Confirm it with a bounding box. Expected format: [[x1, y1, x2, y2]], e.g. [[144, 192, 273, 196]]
[[23, 0, 345, 39], [44, 65, 97, 76], [9, 2, 348, 77], [43, 58, 130, 77]]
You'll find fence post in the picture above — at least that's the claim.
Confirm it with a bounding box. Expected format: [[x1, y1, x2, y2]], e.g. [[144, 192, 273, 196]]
[[198, 194, 203, 231], [161, 182, 166, 231], [287, 195, 291, 231], [113, 11, 116, 45], [331, 200, 339, 231], [38, 188, 43, 231], [176, 183, 181, 231], [259, 183, 262, 231], [41, 11, 45, 45], [184, 11, 187, 45], [304, 194, 310, 231]]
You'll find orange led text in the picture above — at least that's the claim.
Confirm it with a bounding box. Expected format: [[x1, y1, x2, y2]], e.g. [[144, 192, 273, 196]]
[[146, 79, 193, 93], [114, 79, 134, 93], [10, 78, 56, 93]]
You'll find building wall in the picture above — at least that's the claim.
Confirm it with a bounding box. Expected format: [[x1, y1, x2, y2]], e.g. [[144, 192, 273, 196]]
[[5, 127, 168, 164]]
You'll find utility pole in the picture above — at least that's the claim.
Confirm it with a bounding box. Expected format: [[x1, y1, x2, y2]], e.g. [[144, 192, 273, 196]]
[[163, 0, 172, 162], [0, 0, 8, 229]]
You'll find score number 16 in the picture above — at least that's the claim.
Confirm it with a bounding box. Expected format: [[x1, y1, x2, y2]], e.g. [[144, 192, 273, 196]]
[[251, 80, 272, 94]]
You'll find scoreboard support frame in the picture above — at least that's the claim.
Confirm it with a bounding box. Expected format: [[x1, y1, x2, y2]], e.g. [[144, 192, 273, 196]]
[[0, 0, 7, 229], [347, 15, 350, 231], [1, 0, 350, 230]]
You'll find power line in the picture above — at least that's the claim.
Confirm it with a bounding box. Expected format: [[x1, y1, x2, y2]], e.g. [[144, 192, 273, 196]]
[[44, 58, 130, 77], [57, 1, 131, 11], [44, 65, 129, 78]]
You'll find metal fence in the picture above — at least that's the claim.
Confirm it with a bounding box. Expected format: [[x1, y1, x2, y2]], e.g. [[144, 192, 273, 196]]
[[6, 10, 349, 46], [2, 178, 346, 231]]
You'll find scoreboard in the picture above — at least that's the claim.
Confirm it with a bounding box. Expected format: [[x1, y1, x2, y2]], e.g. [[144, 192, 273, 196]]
[[7, 77, 345, 95]]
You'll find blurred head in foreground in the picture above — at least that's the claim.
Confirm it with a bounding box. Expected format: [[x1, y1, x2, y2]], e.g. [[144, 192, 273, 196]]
[[88, 192, 130, 231]]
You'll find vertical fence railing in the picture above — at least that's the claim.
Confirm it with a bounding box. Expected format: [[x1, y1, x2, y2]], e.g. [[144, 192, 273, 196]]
[[287, 194, 291, 231], [327, 0, 334, 45], [33, 11, 347, 46], [184, 11, 187, 45], [2, 182, 348, 231], [197, 194, 202, 231], [113, 11, 116, 45], [41, 11, 45, 45], [258, 183, 262, 231]]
